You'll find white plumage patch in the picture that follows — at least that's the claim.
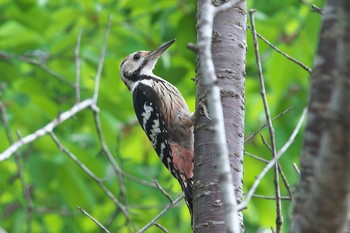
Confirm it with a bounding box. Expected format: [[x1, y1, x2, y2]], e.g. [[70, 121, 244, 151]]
[[159, 142, 166, 160], [141, 103, 153, 130], [150, 119, 161, 146]]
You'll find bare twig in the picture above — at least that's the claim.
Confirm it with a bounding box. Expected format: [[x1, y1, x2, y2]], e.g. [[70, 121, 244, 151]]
[[238, 106, 307, 211], [246, 26, 312, 73], [252, 194, 290, 201], [137, 195, 183, 233], [245, 107, 292, 143], [93, 15, 111, 103], [277, 165, 293, 200], [0, 98, 94, 161], [154, 223, 168, 233], [245, 151, 293, 200], [0, 102, 33, 233], [49, 132, 138, 231], [278, 108, 307, 155], [0, 51, 74, 87], [249, 9, 283, 232], [121, 172, 158, 188], [245, 151, 269, 163], [155, 180, 173, 203], [89, 16, 128, 212], [77, 206, 111, 233], [300, 0, 323, 15], [293, 163, 300, 175], [75, 29, 82, 103]]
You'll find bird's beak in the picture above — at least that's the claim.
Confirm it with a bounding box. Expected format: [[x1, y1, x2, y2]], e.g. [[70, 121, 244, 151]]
[[147, 39, 176, 61]]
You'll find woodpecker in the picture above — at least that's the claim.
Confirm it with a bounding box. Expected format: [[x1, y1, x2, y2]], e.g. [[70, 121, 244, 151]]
[[119, 39, 194, 216]]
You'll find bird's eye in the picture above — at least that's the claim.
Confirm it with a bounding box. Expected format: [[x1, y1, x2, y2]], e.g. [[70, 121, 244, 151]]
[[133, 54, 141, 61]]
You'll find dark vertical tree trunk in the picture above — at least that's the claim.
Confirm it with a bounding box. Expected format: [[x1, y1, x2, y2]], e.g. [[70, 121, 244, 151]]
[[193, 0, 246, 232], [291, 0, 350, 232]]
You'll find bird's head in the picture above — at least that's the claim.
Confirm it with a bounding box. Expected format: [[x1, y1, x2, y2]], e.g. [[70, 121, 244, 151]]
[[120, 39, 175, 91]]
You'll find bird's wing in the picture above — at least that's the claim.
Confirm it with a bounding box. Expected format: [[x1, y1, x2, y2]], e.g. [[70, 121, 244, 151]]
[[132, 82, 193, 216], [133, 82, 176, 175]]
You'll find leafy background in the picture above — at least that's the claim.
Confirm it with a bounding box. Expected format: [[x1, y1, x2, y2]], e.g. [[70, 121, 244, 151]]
[[0, 0, 323, 232]]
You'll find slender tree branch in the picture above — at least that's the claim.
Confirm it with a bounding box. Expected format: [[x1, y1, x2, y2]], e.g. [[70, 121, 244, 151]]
[[247, 25, 312, 73], [77, 206, 111, 233], [154, 180, 174, 203], [293, 163, 300, 175], [252, 194, 291, 201], [238, 106, 306, 211], [154, 223, 168, 233], [245, 151, 269, 163], [278, 108, 307, 156], [0, 98, 94, 161], [93, 15, 111, 104], [245, 107, 292, 143], [0, 51, 74, 87], [245, 151, 293, 200], [137, 195, 183, 233], [75, 29, 82, 103], [49, 132, 138, 231], [0, 102, 33, 233], [260, 134, 293, 199], [249, 9, 282, 232], [300, 0, 323, 15]]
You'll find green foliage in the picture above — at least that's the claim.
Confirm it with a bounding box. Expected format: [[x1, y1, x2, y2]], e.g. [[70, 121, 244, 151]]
[[0, 0, 323, 232]]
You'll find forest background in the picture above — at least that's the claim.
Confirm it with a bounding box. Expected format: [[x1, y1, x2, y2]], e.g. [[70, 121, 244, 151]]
[[0, 0, 323, 232]]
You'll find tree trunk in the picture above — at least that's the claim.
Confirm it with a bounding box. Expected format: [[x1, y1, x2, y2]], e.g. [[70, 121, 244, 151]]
[[193, 0, 246, 232], [291, 0, 350, 232]]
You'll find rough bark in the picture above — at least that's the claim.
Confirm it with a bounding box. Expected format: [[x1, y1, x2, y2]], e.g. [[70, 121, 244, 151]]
[[193, 0, 246, 232], [291, 0, 350, 232]]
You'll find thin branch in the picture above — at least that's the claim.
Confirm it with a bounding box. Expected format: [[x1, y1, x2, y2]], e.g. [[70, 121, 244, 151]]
[[154, 223, 168, 233], [260, 134, 272, 151], [259, 134, 293, 200], [277, 165, 293, 200], [48, 132, 138, 231], [249, 9, 282, 232], [245, 107, 292, 143], [137, 195, 183, 233], [77, 206, 111, 233], [154, 180, 173, 203], [0, 98, 94, 161], [245, 151, 269, 163], [300, 0, 323, 15], [238, 106, 307, 211], [92, 112, 127, 196], [278, 108, 307, 156], [93, 15, 111, 104], [247, 25, 312, 73], [0, 51, 74, 87], [293, 163, 300, 175], [86, 16, 129, 210], [245, 151, 293, 200], [75, 29, 82, 103], [121, 171, 158, 188], [0, 17, 113, 162], [252, 194, 291, 201], [0, 102, 33, 233]]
